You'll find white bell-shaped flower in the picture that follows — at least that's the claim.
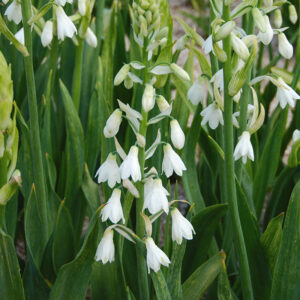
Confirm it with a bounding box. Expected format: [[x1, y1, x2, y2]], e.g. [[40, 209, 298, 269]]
[[233, 131, 254, 164], [275, 77, 300, 108], [203, 35, 213, 55], [56, 7, 77, 41], [143, 178, 169, 214], [5, 0, 22, 24], [210, 69, 224, 91], [187, 79, 206, 105], [142, 84, 155, 112], [171, 208, 195, 244], [103, 109, 122, 138], [278, 33, 293, 59], [257, 16, 273, 45], [145, 237, 170, 273], [101, 189, 125, 224], [292, 129, 300, 142], [162, 143, 186, 177], [14, 28, 24, 46], [118, 99, 142, 131], [231, 33, 250, 61], [120, 146, 141, 182], [41, 21, 53, 47], [78, 0, 87, 15], [114, 65, 130, 86], [95, 153, 121, 188], [200, 102, 224, 130], [85, 27, 97, 48], [95, 228, 115, 263], [170, 119, 185, 150]]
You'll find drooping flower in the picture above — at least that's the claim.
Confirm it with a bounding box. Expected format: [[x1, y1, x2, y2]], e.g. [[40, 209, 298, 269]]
[[170, 119, 185, 150], [233, 131, 254, 164], [143, 178, 169, 214], [118, 99, 142, 131], [56, 7, 77, 41], [103, 108, 122, 138], [257, 16, 273, 45], [231, 33, 250, 61], [56, 0, 73, 6], [187, 79, 206, 105], [200, 102, 224, 130], [145, 237, 170, 273], [162, 143, 186, 177], [41, 21, 53, 47], [120, 146, 141, 182], [210, 69, 224, 91], [78, 0, 87, 15], [101, 189, 125, 224], [14, 28, 24, 46], [85, 27, 97, 48], [5, 0, 22, 24], [95, 153, 121, 188], [114, 64, 130, 86], [142, 84, 155, 112], [171, 208, 195, 244], [275, 77, 300, 108], [278, 33, 293, 60], [95, 228, 115, 263]]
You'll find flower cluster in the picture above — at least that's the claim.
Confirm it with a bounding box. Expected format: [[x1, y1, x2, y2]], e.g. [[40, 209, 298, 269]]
[[94, 0, 195, 274]]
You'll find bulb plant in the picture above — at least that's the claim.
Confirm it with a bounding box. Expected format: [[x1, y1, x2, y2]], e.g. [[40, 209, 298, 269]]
[[0, 0, 299, 299]]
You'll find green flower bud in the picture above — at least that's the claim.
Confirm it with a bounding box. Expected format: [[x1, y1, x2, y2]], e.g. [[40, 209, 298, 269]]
[[289, 5, 298, 24], [274, 9, 282, 28], [214, 21, 236, 41], [213, 42, 227, 63], [114, 64, 130, 86], [252, 8, 267, 33], [170, 63, 191, 81]]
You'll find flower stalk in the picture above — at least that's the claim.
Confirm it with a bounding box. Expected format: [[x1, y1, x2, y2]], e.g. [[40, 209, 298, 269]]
[[222, 3, 254, 300]]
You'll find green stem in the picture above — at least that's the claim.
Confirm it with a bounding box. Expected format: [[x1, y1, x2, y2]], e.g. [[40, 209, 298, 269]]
[[222, 4, 254, 300], [72, 38, 84, 111], [136, 42, 150, 300], [21, 0, 49, 242]]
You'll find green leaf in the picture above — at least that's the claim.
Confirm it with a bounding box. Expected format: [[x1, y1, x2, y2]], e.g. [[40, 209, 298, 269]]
[[151, 270, 172, 300], [0, 230, 25, 300], [182, 252, 225, 300], [52, 200, 75, 272], [260, 213, 284, 274], [182, 204, 228, 280], [49, 209, 100, 300], [270, 181, 300, 300], [217, 261, 233, 300], [253, 108, 288, 217]]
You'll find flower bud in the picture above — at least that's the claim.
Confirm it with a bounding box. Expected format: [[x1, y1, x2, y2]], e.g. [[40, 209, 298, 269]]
[[85, 27, 97, 48], [104, 109, 122, 138], [170, 63, 190, 81], [213, 42, 227, 63], [78, 0, 87, 15], [263, 0, 273, 7], [142, 84, 155, 112], [157, 95, 170, 112], [289, 5, 298, 24], [214, 21, 236, 41], [293, 129, 300, 142], [114, 64, 130, 86], [41, 21, 53, 47], [274, 9, 282, 28], [278, 33, 293, 59], [170, 119, 185, 150], [136, 133, 146, 148], [231, 33, 250, 61], [252, 8, 267, 33], [257, 16, 273, 45]]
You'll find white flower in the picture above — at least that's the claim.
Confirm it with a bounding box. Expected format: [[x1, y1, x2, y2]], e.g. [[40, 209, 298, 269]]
[[14, 28, 24, 46], [156, 95, 170, 112], [233, 131, 254, 164], [143, 178, 169, 214], [170, 119, 185, 150], [5, 0, 22, 24], [103, 108, 122, 138], [78, 0, 87, 15], [257, 16, 273, 45], [278, 33, 293, 60], [170, 63, 190, 81], [56, 0, 73, 6], [162, 143, 186, 177], [171, 208, 195, 244], [95, 153, 121, 188], [200, 102, 224, 130], [120, 146, 141, 182], [275, 78, 300, 108], [187, 79, 206, 105], [210, 69, 224, 91], [293, 129, 300, 142], [101, 189, 125, 224], [114, 64, 130, 86], [85, 27, 97, 48], [95, 228, 115, 263], [274, 9, 282, 29], [56, 7, 77, 41], [203, 35, 213, 55], [117, 100, 142, 131], [289, 5, 298, 25], [231, 33, 249, 61], [2, 0, 9, 4], [41, 21, 53, 47], [145, 237, 170, 273], [142, 84, 155, 112]]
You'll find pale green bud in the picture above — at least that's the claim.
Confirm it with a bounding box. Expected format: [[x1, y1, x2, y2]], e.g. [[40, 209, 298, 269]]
[[170, 63, 191, 81], [157, 95, 170, 112], [136, 133, 146, 148], [231, 33, 250, 61], [142, 84, 155, 112], [141, 0, 150, 10], [156, 27, 168, 41], [263, 0, 273, 7], [274, 9, 282, 28], [145, 10, 152, 24], [114, 64, 130, 86], [289, 5, 298, 24], [139, 15, 148, 37], [124, 77, 133, 89], [252, 8, 267, 33], [214, 21, 236, 41], [213, 42, 227, 63]]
